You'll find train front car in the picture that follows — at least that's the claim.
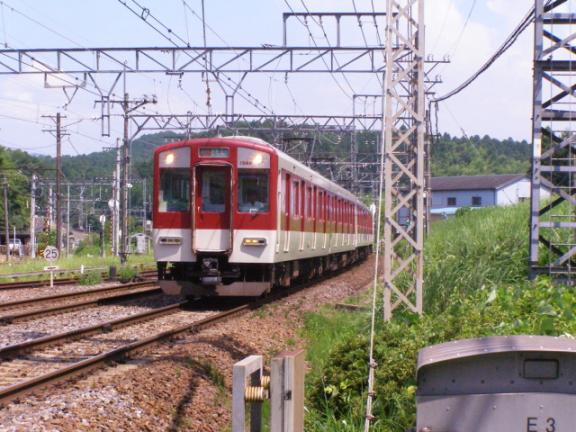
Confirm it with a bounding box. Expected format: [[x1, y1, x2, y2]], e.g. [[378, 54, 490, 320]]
[[153, 137, 277, 297]]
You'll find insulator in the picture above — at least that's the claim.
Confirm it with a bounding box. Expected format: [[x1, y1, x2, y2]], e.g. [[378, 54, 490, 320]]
[[260, 375, 270, 389], [244, 386, 269, 402]]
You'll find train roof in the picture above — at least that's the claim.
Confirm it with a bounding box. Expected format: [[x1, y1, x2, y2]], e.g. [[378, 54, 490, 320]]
[[156, 136, 369, 209]]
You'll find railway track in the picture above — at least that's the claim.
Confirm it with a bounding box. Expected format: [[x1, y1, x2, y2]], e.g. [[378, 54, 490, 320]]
[[0, 269, 157, 291], [0, 256, 374, 407], [0, 281, 161, 324], [0, 300, 248, 404]]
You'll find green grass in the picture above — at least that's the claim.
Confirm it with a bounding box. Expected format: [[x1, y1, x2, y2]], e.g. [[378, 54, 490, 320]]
[[424, 203, 529, 312], [78, 271, 103, 285], [0, 254, 155, 280]]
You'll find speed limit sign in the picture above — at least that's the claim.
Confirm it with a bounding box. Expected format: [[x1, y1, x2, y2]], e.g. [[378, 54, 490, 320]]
[[43, 246, 59, 261]]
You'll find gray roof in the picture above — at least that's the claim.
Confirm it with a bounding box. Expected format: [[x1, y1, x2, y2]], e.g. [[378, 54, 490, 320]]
[[417, 335, 576, 372], [431, 174, 526, 191]]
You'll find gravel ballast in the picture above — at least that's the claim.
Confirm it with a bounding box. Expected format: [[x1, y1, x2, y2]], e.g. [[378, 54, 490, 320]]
[[0, 258, 374, 431]]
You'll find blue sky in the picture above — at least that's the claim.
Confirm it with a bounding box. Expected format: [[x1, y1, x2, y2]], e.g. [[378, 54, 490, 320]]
[[0, 0, 537, 156]]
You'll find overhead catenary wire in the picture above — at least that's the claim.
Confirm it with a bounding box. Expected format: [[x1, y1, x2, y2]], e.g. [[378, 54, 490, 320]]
[[117, 0, 275, 116], [0, 2, 7, 48], [353, 0, 383, 87], [432, 1, 547, 103], [283, 0, 355, 99], [0, 0, 83, 48], [444, 0, 478, 62]]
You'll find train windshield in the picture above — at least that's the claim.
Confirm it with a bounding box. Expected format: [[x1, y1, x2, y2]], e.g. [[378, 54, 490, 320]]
[[238, 171, 269, 213], [200, 169, 226, 213], [158, 168, 190, 212]]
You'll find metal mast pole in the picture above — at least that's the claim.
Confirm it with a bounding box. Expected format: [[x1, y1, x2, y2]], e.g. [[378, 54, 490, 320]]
[[3, 178, 9, 263], [30, 174, 36, 258], [383, 0, 425, 320], [120, 93, 130, 263], [529, 0, 576, 278], [56, 112, 62, 253]]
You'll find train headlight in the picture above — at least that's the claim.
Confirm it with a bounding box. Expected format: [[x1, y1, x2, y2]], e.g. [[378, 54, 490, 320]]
[[164, 152, 175, 165], [242, 237, 267, 246], [252, 153, 263, 165]]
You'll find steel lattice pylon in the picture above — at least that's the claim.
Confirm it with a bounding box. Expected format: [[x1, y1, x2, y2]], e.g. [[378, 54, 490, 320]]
[[530, 0, 576, 278], [382, 0, 425, 320]]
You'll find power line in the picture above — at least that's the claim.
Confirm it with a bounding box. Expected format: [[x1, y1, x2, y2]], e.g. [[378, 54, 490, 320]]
[[116, 0, 274, 115], [432, 3, 538, 103], [0, 1, 83, 47], [283, 0, 354, 99], [353, 0, 383, 87], [445, 0, 478, 60]]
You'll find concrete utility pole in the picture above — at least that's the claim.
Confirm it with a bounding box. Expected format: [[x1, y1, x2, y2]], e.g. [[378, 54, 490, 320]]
[[43, 113, 68, 253], [48, 185, 53, 229], [121, 93, 130, 263], [30, 174, 36, 258], [3, 178, 9, 263]]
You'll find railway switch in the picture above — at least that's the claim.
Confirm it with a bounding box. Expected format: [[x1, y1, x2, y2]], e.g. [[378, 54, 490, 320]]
[[416, 335, 576, 432]]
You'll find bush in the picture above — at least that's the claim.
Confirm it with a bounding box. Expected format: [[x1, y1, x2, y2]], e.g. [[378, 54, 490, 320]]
[[117, 266, 137, 283], [308, 278, 576, 431], [79, 271, 102, 286]]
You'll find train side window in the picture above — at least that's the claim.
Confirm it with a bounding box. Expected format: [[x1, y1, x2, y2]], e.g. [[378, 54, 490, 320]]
[[159, 168, 190, 212], [291, 181, 299, 216], [238, 171, 269, 213], [300, 181, 305, 218], [303, 185, 309, 218], [306, 186, 313, 218]]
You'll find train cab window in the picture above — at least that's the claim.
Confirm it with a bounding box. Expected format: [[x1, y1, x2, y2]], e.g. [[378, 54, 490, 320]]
[[200, 170, 225, 213], [159, 168, 190, 212], [238, 171, 269, 213]]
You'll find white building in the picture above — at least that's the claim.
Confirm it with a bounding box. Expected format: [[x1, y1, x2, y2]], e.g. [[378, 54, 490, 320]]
[[430, 174, 549, 218]]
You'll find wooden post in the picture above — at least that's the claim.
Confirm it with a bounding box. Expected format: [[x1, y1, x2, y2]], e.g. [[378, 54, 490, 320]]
[[232, 355, 263, 432]]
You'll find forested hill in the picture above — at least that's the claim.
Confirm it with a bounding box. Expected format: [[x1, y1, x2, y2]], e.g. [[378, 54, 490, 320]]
[[0, 131, 531, 231], [431, 133, 531, 176], [60, 131, 532, 180]]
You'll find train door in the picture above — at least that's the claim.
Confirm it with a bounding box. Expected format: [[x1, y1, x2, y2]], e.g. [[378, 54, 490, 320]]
[[283, 172, 290, 252], [192, 165, 232, 253]]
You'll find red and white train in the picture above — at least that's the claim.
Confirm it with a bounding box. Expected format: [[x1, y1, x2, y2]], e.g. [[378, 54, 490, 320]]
[[153, 136, 373, 297]]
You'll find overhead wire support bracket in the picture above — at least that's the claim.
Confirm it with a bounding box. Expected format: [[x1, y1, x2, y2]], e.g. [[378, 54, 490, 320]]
[[0, 46, 445, 74]]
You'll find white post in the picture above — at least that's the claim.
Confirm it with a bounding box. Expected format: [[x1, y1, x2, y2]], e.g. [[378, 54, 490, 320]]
[[50, 270, 54, 288]]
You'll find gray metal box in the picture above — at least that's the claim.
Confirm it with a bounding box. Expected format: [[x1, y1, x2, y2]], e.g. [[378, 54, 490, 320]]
[[416, 335, 576, 432]]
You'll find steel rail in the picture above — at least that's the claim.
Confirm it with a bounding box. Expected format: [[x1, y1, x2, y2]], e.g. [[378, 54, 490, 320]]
[[0, 255, 374, 405], [0, 285, 161, 324], [0, 301, 188, 359], [0, 303, 249, 404], [0, 269, 157, 291], [0, 280, 157, 310]]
